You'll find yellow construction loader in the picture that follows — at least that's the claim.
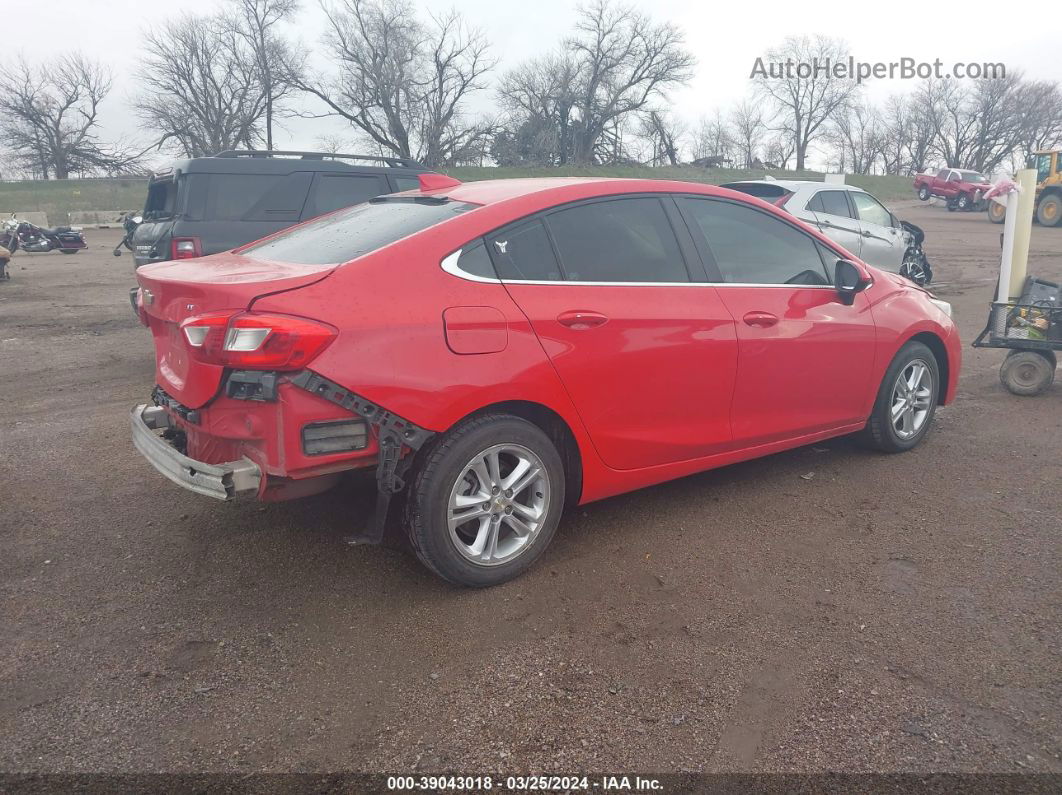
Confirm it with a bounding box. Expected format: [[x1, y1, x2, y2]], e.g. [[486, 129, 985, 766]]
[[989, 150, 1062, 226]]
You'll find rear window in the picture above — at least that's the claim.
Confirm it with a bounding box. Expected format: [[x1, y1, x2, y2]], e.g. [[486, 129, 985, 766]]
[[242, 198, 475, 265], [722, 182, 793, 201], [143, 179, 177, 221]]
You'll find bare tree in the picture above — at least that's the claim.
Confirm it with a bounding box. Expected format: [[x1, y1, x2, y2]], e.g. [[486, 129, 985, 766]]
[[497, 0, 693, 166], [0, 54, 138, 178], [295, 0, 493, 167], [566, 1, 695, 164], [752, 35, 858, 170], [1019, 80, 1062, 153], [496, 54, 581, 165], [229, 0, 301, 150], [764, 134, 795, 170], [913, 75, 1035, 173], [689, 111, 734, 166], [829, 99, 883, 174], [136, 13, 270, 156], [638, 110, 684, 165], [730, 99, 766, 169], [879, 94, 925, 175]]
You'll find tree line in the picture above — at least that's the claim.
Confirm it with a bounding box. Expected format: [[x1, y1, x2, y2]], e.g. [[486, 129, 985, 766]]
[[1, 0, 1060, 179]]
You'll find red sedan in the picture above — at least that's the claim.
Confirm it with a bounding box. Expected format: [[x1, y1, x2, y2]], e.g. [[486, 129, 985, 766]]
[[131, 176, 960, 587]]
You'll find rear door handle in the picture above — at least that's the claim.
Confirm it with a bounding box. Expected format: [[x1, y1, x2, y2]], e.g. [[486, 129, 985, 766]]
[[861, 230, 873, 237], [557, 310, 608, 329], [742, 311, 779, 328]]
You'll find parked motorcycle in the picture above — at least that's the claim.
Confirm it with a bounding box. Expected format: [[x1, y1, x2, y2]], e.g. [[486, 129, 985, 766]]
[[6, 213, 87, 254], [0, 216, 17, 280], [112, 212, 142, 257]]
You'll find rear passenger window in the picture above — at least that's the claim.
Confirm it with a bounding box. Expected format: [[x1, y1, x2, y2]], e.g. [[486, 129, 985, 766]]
[[681, 198, 830, 285], [487, 220, 562, 281], [453, 240, 496, 279], [817, 191, 853, 218], [306, 174, 386, 217], [545, 198, 688, 283], [392, 176, 422, 192], [205, 173, 312, 222]]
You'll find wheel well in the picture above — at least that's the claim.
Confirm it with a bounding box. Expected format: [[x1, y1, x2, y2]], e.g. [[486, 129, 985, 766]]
[[909, 332, 949, 405], [463, 400, 583, 505]]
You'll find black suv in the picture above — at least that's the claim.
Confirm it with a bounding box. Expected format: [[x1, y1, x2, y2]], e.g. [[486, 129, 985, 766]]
[[131, 150, 431, 267]]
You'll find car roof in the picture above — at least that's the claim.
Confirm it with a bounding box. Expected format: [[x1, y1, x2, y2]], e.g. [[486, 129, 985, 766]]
[[723, 179, 866, 193], [152, 152, 429, 180]]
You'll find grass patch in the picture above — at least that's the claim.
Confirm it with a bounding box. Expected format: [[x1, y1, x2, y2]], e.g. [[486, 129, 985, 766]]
[[0, 178, 148, 224], [0, 167, 916, 224], [446, 166, 916, 202]]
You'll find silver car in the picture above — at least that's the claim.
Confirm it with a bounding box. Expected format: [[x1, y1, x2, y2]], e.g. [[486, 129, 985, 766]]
[[721, 180, 932, 285]]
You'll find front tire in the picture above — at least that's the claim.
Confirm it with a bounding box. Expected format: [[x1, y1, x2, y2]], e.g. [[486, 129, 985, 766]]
[[1037, 194, 1061, 228], [917, 186, 930, 201], [405, 414, 565, 587], [59, 248, 79, 254], [988, 201, 1006, 224], [899, 251, 932, 286], [956, 193, 971, 211], [860, 342, 940, 453]]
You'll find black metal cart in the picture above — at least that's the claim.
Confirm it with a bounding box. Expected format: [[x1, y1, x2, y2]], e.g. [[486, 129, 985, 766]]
[[973, 281, 1061, 395]]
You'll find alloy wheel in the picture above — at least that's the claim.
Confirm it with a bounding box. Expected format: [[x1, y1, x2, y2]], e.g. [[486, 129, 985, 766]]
[[447, 443, 551, 566], [891, 359, 934, 440]]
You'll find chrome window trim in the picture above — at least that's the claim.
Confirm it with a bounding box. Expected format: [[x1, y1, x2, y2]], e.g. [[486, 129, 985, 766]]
[[440, 248, 502, 284], [439, 250, 837, 289]]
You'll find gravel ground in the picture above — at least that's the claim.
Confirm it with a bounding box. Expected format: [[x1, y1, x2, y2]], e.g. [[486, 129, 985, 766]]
[[1, 203, 1060, 775]]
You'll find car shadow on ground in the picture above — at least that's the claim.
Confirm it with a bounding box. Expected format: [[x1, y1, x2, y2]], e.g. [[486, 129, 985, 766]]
[[220, 433, 882, 590]]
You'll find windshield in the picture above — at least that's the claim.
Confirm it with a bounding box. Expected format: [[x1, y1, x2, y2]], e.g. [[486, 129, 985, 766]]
[[143, 178, 177, 221], [959, 171, 988, 183], [242, 197, 476, 265]]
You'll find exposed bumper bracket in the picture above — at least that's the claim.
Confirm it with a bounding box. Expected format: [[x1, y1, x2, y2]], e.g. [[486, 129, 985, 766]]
[[130, 404, 261, 500], [288, 370, 435, 544]]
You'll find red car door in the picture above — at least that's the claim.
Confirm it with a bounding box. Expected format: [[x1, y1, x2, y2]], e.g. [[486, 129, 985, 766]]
[[678, 197, 877, 446], [487, 196, 738, 470]]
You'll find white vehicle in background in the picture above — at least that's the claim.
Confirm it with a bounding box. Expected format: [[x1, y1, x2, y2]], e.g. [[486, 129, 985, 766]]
[[721, 180, 933, 285]]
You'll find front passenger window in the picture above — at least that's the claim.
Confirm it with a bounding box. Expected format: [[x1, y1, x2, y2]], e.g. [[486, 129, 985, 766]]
[[680, 198, 830, 285]]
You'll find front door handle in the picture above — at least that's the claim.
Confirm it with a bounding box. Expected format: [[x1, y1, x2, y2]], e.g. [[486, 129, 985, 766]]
[[557, 310, 608, 330], [742, 311, 779, 328], [861, 229, 873, 237]]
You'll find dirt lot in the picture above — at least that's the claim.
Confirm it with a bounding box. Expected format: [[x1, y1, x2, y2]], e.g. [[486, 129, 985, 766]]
[[2, 204, 1060, 775]]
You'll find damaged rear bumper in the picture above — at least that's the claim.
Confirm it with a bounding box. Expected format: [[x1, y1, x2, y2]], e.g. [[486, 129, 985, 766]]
[[130, 404, 261, 500]]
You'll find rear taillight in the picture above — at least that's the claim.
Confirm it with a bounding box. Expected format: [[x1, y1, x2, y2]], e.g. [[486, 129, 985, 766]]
[[171, 237, 201, 259], [180, 312, 336, 370]]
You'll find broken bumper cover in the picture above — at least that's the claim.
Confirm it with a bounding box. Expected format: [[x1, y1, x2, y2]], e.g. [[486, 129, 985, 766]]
[[130, 404, 261, 500]]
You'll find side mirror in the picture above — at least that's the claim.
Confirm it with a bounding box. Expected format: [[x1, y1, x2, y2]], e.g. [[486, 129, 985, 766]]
[[834, 259, 871, 305]]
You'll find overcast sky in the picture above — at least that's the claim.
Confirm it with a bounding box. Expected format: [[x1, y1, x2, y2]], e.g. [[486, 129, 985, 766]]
[[16, 0, 1062, 167]]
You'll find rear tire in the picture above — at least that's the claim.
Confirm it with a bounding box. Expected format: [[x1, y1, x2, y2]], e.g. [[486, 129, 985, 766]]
[[1000, 350, 1055, 396], [859, 342, 940, 453], [59, 249, 79, 255], [988, 201, 1006, 224], [1036, 194, 1061, 228], [404, 414, 566, 587]]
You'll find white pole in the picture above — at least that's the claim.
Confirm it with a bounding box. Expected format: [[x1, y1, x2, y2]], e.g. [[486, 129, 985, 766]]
[[997, 194, 1019, 304]]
